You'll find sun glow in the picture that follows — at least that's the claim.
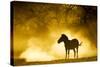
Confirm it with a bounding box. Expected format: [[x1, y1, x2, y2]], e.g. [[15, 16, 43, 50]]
[[19, 47, 55, 62], [19, 31, 97, 62]]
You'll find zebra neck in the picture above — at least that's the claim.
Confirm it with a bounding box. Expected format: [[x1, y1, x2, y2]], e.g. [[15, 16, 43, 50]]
[[63, 40, 69, 44]]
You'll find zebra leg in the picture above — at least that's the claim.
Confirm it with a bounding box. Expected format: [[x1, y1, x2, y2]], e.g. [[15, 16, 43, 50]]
[[77, 47, 78, 58], [73, 49, 76, 58], [65, 50, 67, 60], [68, 50, 70, 59]]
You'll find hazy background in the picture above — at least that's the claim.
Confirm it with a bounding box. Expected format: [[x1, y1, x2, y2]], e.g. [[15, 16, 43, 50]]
[[11, 1, 97, 62]]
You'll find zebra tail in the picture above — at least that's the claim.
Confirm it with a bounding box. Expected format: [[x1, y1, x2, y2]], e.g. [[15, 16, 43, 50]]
[[79, 42, 82, 46]]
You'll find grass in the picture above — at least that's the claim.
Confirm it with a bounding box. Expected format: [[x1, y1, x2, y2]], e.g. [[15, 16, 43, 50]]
[[12, 56, 97, 66]]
